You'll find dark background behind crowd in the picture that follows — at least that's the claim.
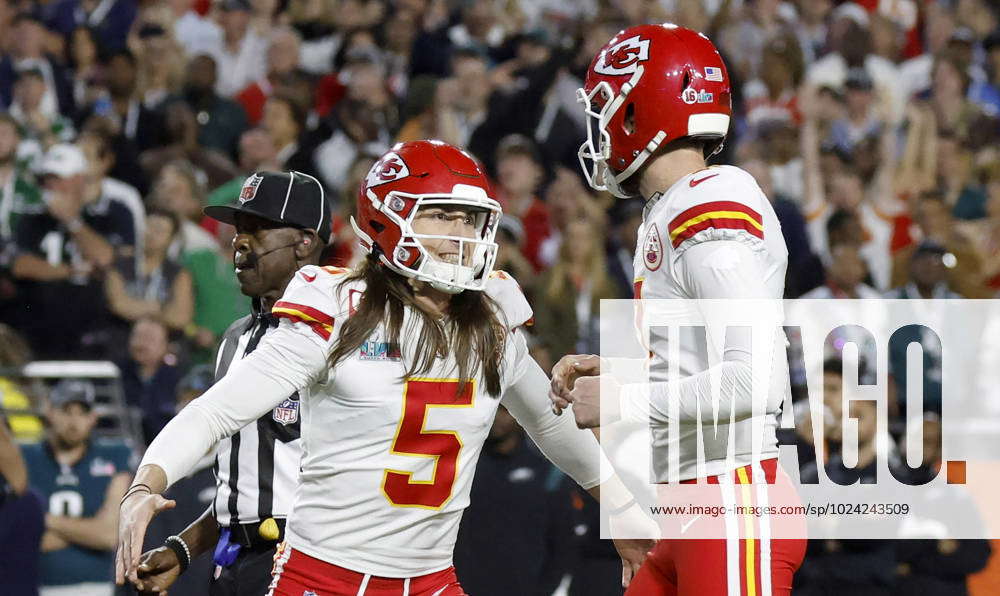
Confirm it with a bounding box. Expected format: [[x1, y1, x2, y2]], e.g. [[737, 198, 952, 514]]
[[0, 0, 998, 594]]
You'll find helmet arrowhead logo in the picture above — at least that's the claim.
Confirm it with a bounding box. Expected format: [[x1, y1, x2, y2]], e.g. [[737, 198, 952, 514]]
[[595, 35, 650, 76], [366, 152, 410, 187]]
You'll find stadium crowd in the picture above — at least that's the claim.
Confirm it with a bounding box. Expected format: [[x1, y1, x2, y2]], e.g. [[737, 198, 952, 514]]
[[0, 0, 998, 594]]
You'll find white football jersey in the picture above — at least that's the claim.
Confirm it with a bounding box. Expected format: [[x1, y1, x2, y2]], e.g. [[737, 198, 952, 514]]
[[271, 266, 540, 577], [632, 165, 789, 482]]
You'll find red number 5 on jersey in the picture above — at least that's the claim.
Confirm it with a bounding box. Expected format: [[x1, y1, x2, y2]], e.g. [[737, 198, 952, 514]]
[[382, 378, 475, 509]]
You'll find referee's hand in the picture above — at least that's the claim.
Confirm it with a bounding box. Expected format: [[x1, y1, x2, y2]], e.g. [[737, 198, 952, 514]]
[[132, 546, 181, 594], [116, 491, 176, 586]]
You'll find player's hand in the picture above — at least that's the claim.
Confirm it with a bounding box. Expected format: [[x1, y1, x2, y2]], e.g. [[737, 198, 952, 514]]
[[610, 503, 660, 588], [612, 536, 656, 588], [115, 492, 176, 586], [549, 354, 601, 415], [568, 375, 621, 428], [132, 546, 181, 594]]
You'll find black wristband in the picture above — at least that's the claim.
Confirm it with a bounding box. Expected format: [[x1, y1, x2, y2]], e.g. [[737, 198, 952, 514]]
[[164, 536, 191, 573]]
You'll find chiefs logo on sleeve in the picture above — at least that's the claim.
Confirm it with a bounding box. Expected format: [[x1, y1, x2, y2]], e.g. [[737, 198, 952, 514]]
[[365, 152, 410, 187], [594, 35, 651, 76]]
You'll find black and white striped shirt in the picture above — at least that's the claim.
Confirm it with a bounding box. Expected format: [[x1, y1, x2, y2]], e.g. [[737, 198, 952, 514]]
[[211, 305, 301, 527]]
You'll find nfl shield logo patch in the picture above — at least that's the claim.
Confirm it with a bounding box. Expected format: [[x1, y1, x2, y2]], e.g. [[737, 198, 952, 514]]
[[303, 591, 317, 596], [239, 174, 264, 204], [272, 399, 299, 425]]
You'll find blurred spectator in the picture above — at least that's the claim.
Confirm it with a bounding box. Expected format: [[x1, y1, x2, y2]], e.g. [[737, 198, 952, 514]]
[[604, 199, 643, 299], [493, 214, 535, 294], [890, 194, 985, 297], [806, 9, 903, 121], [797, 398, 898, 595], [262, 93, 318, 178], [205, 127, 280, 212], [12, 144, 134, 359], [0, 112, 42, 241], [494, 134, 550, 270], [741, 156, 823, 296], [139, 101, 239, 189], [235, 26, 303, 125], [21, 379, 131, 596], [889, 240, 964, 299], [76, 129, 145, 251], [181, 54, 249, 158], [132, 22, 185, 112], [104, 207, 193, 334], [454, 406, 574, 595], [313, 51, 396, 191], [170, 0, 223, 58], [9, 67, 75, 169], [206, 0, 271, 98], [803, 243, 881, 299], [0, 13, 74, 119], [719, 0, 797, 81], [537, 166, 606, 269], [37, 0, 136, 52], [148, 160, 249, 356], [80, 49, 163, 154], [0, 406, 42, 596], [928, 49, 996, 152], [743, 33, 804, 131], [899, 3, 956, 99], [116, 317, 182, 445], [65, 27, 101, 113], [959, 162, 1000, 293], [893, 413, 992, 595], [532, 217, 619, 367]]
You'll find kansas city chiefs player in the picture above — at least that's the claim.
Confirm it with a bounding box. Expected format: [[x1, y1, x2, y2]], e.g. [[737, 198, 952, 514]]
[[116, 140, 654, 595], [550, 24, 806, 596]]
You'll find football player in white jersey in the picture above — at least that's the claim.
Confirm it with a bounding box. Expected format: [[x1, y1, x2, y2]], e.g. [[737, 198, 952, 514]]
[[116, 140, 654, 595], [549, 24, 806, 596]]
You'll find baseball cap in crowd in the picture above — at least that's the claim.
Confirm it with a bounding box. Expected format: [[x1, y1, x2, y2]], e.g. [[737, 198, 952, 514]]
[[204, 171, 332, 243], [48, 379, 96, 409], [40, 143, 88, 178]]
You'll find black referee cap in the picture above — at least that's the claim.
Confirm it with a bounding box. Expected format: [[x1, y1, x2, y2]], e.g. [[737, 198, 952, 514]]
[[204, 171, 331, 243]]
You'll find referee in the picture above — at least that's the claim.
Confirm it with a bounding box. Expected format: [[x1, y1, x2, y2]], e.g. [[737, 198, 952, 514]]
[[130, 171, 331, 595]]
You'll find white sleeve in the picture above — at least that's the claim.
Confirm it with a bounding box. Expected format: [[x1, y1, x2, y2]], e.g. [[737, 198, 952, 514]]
[[501, 328, 613, 489], [140, 322, 328, 488], [620, 241, 772, 424]]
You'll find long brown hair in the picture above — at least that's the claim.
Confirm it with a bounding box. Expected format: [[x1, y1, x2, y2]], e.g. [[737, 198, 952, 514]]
[[328, 256, 506, 396]]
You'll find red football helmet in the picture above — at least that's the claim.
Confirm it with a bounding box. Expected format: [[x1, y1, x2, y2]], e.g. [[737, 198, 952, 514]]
[[578, 24, 732, 198], [352, 140, 502, 294]]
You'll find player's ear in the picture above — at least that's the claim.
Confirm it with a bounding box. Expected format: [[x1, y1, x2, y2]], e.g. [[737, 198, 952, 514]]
[[295, 229, 319, 259]]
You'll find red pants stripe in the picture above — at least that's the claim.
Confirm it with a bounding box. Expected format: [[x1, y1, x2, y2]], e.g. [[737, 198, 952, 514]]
[[268, 544, 467, 596], [626, 459, 807, 596]]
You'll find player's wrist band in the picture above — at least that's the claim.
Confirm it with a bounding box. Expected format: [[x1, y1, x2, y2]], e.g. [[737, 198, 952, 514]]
[[66, 217, 83, 233], [165, 535, 191, 573], [608, 498, 637, 517]]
